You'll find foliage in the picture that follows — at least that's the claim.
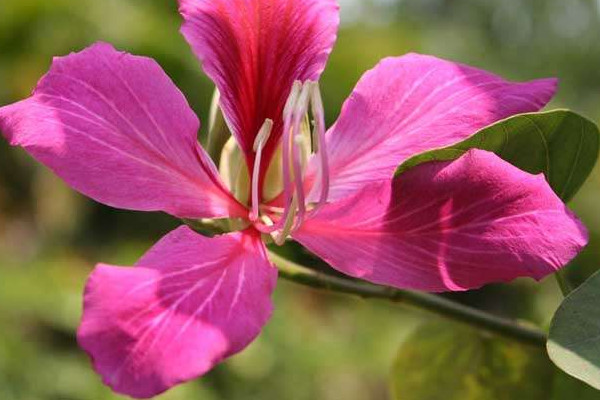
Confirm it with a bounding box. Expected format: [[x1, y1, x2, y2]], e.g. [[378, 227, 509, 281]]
[[549, 269, 600, 391], [392, 321, 600, 400], [396, 110, 600, 202]]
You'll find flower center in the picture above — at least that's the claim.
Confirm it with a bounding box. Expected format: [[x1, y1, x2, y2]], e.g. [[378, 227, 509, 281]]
[[253, 80, 330, 244], [216, 80, 329, 244]]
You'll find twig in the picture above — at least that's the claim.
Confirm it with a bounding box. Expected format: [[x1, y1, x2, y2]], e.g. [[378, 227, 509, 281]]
[[269, 251, 547, 347]]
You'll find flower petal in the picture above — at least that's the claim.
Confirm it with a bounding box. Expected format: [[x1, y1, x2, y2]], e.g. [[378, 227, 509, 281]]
[[77, 226, 277, 398], [178, 0, 339, 173], [306, 53, 557, 202], [294, 150, 586, 292], [0, 42, 244, 219]]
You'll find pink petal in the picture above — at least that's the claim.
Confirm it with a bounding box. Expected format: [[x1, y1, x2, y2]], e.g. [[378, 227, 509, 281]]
[[77, 226, 277, 398], [178, 0, 339, 176], [294, 150, 586, 292], [0, 42, 244, 219], [306, 53, 557, 202]]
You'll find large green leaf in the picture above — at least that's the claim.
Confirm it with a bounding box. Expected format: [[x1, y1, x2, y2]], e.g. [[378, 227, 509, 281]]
[[392, 321, 600, 400], [548, 269, 600, 390], [395, 110, 599, 202]]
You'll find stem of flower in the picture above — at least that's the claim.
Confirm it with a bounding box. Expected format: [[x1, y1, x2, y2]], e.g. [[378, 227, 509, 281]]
[[554, 269, 574, 296], [268, 251, 547, 348]]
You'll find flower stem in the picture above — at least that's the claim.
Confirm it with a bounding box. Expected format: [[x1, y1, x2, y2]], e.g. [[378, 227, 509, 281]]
[[268, 251, 547, 348], [554, 269, 574, 296]]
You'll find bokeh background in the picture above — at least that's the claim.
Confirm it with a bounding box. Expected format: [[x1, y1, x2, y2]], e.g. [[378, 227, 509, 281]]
[[1, 0, 599, 399]]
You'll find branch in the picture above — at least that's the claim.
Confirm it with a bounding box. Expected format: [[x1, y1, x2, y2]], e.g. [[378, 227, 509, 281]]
[[268, 251, 547, 348], [555, 268, 575, 296]]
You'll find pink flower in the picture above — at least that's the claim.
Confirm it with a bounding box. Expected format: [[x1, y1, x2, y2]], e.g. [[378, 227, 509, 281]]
[[0, 0, 587, 397]]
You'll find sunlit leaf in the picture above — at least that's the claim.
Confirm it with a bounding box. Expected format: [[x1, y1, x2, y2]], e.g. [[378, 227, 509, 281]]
[[548, 269, 600, 391], [395, 110, 600, 202], [392, 321, 599, 400]]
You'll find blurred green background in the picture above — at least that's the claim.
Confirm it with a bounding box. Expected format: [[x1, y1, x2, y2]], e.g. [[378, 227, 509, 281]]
[[0, 0, 599, 399]]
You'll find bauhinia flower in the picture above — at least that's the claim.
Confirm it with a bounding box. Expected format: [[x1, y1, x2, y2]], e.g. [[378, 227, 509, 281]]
[[0, 0, 587, 398]]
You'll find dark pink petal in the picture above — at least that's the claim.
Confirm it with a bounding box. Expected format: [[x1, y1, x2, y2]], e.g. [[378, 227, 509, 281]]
[[77, 226, 277, 398], [294, 150, 586, 292], [306, 54, 557, 202], [0, 42, 244, 219], [179, 0, 339, 175]]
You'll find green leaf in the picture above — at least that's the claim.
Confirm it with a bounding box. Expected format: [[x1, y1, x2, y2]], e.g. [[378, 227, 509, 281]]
[[392, 321, 600, 400], [548, 269, 600, 390], [395, 110, 600, 202]]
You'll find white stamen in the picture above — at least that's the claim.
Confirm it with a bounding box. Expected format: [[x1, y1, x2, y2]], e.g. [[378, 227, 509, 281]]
[[293, 82, 312, 116], [310, 82, 330, 209], [253, 119, 274, 152], [289, 82, 312, 231], [252, 80, 330, 243], [253, 82, 299, 234], [275, 196, 298, 245], [249, 119, 274, 222], [310, 82, 324, 117], [284, 81, 303, 118], [311, 118, 319, 153]]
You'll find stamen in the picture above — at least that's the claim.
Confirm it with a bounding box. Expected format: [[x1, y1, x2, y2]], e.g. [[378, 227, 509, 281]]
[[254, 81, 301, 234], [249, 119, 273, 222], [252, 80, 322, 244], [290, 82, 312, 230], [283, 82, 303, 207], [284, 81, 303, 117], [311, 117, 319, 153], [275, 196, 298, 245], [253, 119, 274, 152], [310, 82, 330, 209]]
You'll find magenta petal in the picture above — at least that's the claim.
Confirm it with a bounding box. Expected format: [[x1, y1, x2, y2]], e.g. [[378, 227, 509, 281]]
[[0, 42, 244, 219], [306, 53, 557, 202], [77, 227, 277, 398], [179, 0, 339, 172], [294, 150, 586, 292]]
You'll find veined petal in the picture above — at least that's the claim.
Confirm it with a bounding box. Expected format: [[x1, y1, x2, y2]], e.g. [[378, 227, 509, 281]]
[[306, 54, 557, 202], [179, 0, 339, 175], [77, 226, 277, 398], [0, 42, 244, 219], [294, 150, 586, 292]]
